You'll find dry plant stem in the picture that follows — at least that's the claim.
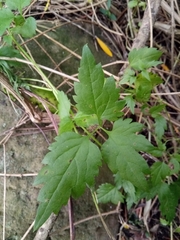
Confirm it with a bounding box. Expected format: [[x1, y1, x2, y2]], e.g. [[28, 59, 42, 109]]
[[33, 38, 62, 73], [49, 0, 107, 15], [2, 144, 6, 240], [126, 0, 135, 39], [0, 72, 41, 123], [33, 122, 51, 145], [131, 0, 162, 49], [0, 115, 29, 145], [60, 209, 118, 232], [0, 56, 119, 81], [147, 0, 153, 47], [21, 88, 59, 133], [0, 173, 37, 177], [92, 191, 116, 240], [90, 1, 122, 36], [21, 221, 35, 240], [161, 0, 180, 25], [0, 56, 79, 81], [119, 0, 162, 75], [36, 28, 81, 60], [170, 0, 177, 95], [33, 214, 57, 240], [68, 198, 75, 240]]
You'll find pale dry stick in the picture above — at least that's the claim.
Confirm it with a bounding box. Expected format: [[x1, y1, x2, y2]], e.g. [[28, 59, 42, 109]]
[[131, 0, 162, 50], [0, 56, 119, 82], [60, 209, 119, 232], [33, 37, 62, 73], [6, 90, 19, 115], [0, 72, 42, 122], [119, 0, 162, 75], [126, 0, 136, 40], [0, 57, 79, 82], [0, 115, 29, 145], [21, 221, 35, 240], [0, 114, 49, 139], [151, 91, 180, 96], [90, 1, 123, 36], [36, 28, 81, 60], [147, 0, 153, 48], [0, 173, 37, 177], [33, 214, 57, 240], [2, 144, 6, 240], [174, 0, 180, 17], [170, 0, 176, 92], [92, 191, 116, 240], [21, 88, 59, 134], [23, 0, 37, 15], [161, 0, 180, 25], [50, 0, 107, 15]]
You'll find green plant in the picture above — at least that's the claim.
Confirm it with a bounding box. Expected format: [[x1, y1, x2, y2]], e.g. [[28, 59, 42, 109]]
[[128, 0, 146, 9], [0, 0, 36, 40], [0, 0, 60, 109], [99, 0, 117, 21], [33, 45, 180, 231], [0, 0, 37, 89], [1, 0, 180, 237]]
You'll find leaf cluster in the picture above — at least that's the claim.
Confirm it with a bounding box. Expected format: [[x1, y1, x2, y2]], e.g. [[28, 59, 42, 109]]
[[33, 44, 180, 232], [0, 0, 179, 234], [0, 0, 36, 41]]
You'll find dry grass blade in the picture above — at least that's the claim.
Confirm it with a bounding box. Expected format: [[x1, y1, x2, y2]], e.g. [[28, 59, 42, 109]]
[[0, 73, 42, 123]]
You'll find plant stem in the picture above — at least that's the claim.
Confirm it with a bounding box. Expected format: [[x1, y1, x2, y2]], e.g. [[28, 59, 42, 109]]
[[91, 190, 116, 240]]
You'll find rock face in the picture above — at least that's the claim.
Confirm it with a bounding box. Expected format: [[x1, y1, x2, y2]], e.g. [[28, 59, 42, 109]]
[[0, 22, 119, 239]]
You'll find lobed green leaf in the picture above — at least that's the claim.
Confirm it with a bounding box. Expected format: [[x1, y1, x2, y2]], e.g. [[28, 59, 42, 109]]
[[12, 17, 36, 38], [74, 45, 124, 123], [0, 8, 14, 36], [34, 132, 102, 230], [159, 182, 180, 222], [124, 95, 136, 114], [97, 183, 124, 204], [6, 0, 31, 12], [115, 172, 136, 209], [102, 119, 156, 191], [150, 162, 170, 186], [129, 47, 162, 71], [154, 115, 167, 140]]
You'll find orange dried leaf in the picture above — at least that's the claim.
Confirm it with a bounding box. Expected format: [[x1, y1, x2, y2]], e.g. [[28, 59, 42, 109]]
[[161, 64, 170, 72], [96, 37, 113, 57]]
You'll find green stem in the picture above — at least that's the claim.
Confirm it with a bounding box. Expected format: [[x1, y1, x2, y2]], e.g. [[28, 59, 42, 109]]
[[10, 34, 59, 99], [82, 127, 102, 147], [91, 190, 116, 240], [170, 222, 173, 240]]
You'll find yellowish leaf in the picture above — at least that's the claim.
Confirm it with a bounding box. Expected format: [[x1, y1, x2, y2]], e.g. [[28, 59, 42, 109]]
[[96, 37, 113, 57], [44, 0, 51, 12]]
